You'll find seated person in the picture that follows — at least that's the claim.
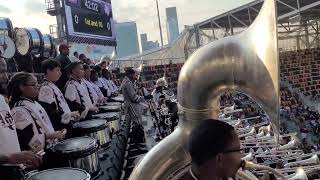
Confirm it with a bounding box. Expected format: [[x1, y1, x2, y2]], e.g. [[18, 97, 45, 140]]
[[64, 62, 99, 120], [38, 59, 81, 131], [82, 64, 107, 106], [0, 60, 42, 175], [92, 65, 111, 97], [8, 72, 65, 152], [185, 120, 242, 180]]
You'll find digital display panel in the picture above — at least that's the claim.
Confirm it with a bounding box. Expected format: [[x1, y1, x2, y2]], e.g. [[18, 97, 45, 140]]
[[64, 0, 116, 46]]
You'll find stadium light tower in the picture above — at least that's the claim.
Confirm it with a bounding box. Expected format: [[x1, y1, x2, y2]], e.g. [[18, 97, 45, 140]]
[[155, 0, 164, 47]]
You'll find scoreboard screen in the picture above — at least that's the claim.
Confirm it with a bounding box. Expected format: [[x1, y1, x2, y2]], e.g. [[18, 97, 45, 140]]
[[64, 0, 116, 46]]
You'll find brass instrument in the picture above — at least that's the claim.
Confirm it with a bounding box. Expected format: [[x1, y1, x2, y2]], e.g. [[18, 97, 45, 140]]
[[129, 0, 283, 179]]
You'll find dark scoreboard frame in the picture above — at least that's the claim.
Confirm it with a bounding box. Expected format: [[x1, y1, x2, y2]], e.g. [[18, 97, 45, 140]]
[[63, 0, 116, 46]]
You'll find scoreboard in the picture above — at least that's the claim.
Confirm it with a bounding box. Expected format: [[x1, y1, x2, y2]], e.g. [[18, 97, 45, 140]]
[[64, 0, 116, 46]]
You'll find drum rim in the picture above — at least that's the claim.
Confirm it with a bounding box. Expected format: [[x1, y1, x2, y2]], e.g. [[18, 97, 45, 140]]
[[52, 137, 98, 159], [16, 28, 44, 55], [25, 167, 90, 180], [92, 112, 119, 121], [73, 119, 108, 133]]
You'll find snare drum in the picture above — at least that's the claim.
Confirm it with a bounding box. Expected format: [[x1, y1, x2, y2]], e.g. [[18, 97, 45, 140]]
[[51, 137, 100, 176], [100, 105, 121, 112], [15, 28, 43, 55], [110, 95, 124, 103], [92, 112, 120, 134], [73, 120, 111, 148], [0, 17, 15, 39], [26, 168, 90, 180], [104, 102, 121, 106], [42, 34, 55, 58]]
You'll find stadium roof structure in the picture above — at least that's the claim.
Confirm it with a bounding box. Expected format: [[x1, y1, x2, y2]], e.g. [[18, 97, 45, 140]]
[[196, 0, 320, 30]]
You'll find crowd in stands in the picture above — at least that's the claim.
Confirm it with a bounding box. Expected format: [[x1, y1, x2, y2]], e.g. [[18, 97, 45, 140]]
[[280, 47, 320, 97]]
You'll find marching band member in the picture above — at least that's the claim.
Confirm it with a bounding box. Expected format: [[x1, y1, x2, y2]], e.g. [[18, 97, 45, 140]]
[[185, 120, 242, 180], [82, 64, 107, 106], [38, 60, 81, 131], [0, 58, 42, 169], [151, 78, 167, 108], [64, 62, 99, 120], [8, 73, 65, 152], [92, 65, 111, 97], [121, 68, 152, 125], [101, 69, 118, 96]]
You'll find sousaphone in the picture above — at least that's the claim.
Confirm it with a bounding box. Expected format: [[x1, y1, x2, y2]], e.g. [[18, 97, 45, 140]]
[[129, 0, 279, 179]]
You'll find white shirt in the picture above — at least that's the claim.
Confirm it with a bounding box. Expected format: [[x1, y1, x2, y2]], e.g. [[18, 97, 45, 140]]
[[97, 78, 111, 96], [82, 79, 104, 105], [38, 80, 74, 124], [12, 98, 54, 151], [0, 95, 21, 154]]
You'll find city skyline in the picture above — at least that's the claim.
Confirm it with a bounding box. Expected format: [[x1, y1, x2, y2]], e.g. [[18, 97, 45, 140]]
[[115, 22, 140, 58], [0, 0, 253, 45], [166, 7, 179, 44]]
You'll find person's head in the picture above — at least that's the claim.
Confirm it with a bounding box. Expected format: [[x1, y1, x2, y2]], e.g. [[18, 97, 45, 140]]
[[85, 58, 92, 65], [101, 69, 110, 79], [68, 62, 84, 80], [90, 69, 98, 82], [188, 119, 242, 179], [59, 44, 70, 56], [125, 68, 137, 81], [100, 61, 107, 69], [83, 64, 91, 80], [79, 54, 86, 61], [73, 51, 79, 58], [41, 59, 62, 82], [92, 65, 102, 77], [8, 72, 39, 107], [0, 57, 9, 96]]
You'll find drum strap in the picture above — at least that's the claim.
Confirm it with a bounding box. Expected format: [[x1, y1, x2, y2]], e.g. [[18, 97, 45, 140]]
[[14, 101, 43, 135], [70, 79, 86, 106], [83, 80, 95, 104]]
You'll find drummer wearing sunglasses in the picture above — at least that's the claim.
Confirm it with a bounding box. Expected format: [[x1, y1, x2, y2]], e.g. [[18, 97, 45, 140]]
[[185, 120, 243, 180]]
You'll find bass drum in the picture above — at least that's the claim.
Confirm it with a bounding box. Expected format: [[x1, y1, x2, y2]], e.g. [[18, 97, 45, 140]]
[[0, 17, 15, 39], [26, 168, 91, 180], [42, 34, 55, 58], [15, 28, 43, 55]]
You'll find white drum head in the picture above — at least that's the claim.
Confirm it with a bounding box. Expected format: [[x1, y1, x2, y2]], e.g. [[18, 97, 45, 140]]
[[15, 28, 30, 55], [0, 35, 16, 59]]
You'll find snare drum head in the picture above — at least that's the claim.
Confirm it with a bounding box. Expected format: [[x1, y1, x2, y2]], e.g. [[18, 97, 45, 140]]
[[26, 168, 90, 180], [100, 105, 121, 111], [92, 112, 118, 120], [15, 28, 30, 55], [53, 137, 97, 157], [73, 119, 107, 132]]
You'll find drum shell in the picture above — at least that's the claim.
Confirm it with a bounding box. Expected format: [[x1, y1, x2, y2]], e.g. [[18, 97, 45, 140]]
[[0, 17, 15, 39], [72, 120, 111, 148], [25, 168, 91, 180], [108, 119, 120, 134], [42, 34, 54, 58], [51, 137, 100, 175]]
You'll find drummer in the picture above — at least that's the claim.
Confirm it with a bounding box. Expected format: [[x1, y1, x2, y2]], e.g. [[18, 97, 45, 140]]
[[38, 59, 81, 131], [0, 58, 42, 171], [92, 65, 112, 97], [64, 62, 99, 120], [101, 69, 119, 96], [8, 72, 66, 152], [82, 64, 107, 106]]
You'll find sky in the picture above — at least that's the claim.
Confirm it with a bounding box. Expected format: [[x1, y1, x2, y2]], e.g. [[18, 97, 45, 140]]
[[0, 0, 253, 45]]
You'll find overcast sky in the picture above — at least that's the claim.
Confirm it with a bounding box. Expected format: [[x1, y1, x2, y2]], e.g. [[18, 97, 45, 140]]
[[0, 0, 253, 45]]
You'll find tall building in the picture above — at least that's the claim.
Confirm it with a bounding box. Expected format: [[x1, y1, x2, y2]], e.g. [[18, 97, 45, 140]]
[[166, 7, 179, 44], [115, 22, 140, 58], [140, 33, 160, 52]]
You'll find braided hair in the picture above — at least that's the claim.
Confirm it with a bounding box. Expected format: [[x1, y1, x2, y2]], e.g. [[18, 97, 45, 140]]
[[7, 72, 33, 108]]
